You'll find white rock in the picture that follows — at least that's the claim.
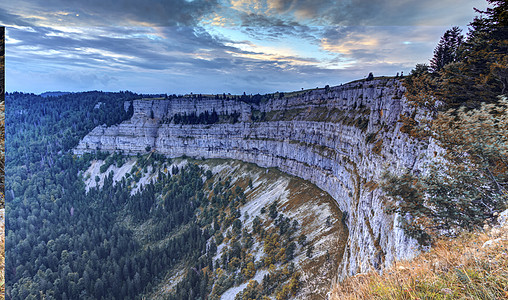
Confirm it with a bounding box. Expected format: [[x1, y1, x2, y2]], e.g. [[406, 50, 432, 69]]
[[497, 209, 508, 227], [482, 238, 502, 248]]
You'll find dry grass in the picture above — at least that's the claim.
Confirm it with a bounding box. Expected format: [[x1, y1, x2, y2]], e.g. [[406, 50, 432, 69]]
[[0, 211, 4, 300], [331, 226, 508, 300]]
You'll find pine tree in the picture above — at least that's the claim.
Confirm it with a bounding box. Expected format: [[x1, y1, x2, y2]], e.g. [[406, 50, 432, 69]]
[[437, 1, 508, 107], [430, 26, 464, 73], [383, 98, 508, 241]]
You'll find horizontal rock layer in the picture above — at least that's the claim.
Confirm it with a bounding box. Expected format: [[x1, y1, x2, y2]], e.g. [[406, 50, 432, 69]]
[[75, 78, 431, 279]]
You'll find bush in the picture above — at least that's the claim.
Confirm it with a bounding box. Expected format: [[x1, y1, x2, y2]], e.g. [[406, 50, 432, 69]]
[[383, 99, 508, 242]]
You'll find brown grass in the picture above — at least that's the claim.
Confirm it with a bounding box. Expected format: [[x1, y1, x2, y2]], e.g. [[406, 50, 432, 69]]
[[372, 139, 383, 155], [331, 227, 508, 300], [0, 212, 4, 300]]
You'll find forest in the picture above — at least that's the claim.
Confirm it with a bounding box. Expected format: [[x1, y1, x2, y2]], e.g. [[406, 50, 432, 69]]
[[5, 91, 137, 299], [5, 91, 308, 299]]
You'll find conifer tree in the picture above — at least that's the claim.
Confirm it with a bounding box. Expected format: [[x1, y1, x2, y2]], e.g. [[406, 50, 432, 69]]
[[429, 26, 464, 73]]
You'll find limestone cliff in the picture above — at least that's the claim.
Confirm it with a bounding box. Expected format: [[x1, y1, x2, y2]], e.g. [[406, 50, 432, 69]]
[[75, 78, 433, 279]]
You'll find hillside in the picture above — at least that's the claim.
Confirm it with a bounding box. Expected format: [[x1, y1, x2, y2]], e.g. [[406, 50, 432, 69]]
[[82, 156, 347, 299]]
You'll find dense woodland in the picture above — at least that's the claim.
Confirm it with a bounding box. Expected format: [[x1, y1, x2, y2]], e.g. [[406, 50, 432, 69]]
[[5, 91, 305, 299], [5, 92, 137, 298]]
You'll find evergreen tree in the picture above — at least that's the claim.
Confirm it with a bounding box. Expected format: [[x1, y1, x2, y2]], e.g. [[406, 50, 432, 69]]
[[429, 26, 464, 73], [438, 1, 507, 107]]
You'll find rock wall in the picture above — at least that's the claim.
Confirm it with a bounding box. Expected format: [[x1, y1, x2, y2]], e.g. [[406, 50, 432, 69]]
[[75, 78, 432, 279], [131, 97, 252, 122]]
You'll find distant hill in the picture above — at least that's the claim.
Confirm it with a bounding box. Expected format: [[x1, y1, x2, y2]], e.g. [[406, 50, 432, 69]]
[[39, 91, 71, 97]]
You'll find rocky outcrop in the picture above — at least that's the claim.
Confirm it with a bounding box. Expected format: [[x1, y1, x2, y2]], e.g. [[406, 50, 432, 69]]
[[75, 78, 433, 279]]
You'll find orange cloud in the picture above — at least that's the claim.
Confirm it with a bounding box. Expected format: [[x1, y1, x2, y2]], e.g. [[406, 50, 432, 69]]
[[320, 35, 379, 54]]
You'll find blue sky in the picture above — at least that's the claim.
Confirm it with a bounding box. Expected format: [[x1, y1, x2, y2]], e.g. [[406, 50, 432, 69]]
[[1, 0, 489, 94]]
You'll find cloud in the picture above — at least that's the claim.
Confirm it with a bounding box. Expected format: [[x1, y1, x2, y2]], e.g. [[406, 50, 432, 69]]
[[5, 22, 340, 94], [325, 0, 485, 26], [319, 26, 449, 70], [1, 0, 489, 30], [266, 0, 334, 22], [321, 35, 379, 55], [6, 26, 237, 71], [1, 0, 220, 27], [5, 22, 452, 95], [3, 0, 488, 95], [0, 8, 37, 27], [223, 0, 488, 26]]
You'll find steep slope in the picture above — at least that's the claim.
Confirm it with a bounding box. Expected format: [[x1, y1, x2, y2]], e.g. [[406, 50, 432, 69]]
[[75, 78, 434, 278], [83, 156, 347, 299]]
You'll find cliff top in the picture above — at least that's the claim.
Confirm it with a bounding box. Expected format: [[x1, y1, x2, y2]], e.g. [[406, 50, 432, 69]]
[[133, 76, 400, 103]]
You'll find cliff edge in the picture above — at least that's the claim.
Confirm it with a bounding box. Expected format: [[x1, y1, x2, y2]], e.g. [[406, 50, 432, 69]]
[[75, 78, 435, 279]]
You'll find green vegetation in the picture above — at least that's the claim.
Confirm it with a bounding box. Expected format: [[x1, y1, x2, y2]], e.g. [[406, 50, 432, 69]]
[[198, 172, 304, 300], [99, 151, 126, 173], [403, 0, 507, 112], [7, 152, 212, 299], [163, 110, 241, 125], [4, 92, 142, 299], [429, 26, 464, 73], [384, 0, 507, 243], [162, 92, 272, 105], [6, 126, 215, 298]]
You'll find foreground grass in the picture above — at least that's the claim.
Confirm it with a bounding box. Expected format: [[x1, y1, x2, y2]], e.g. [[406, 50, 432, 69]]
[[0, 211, 4, 300], [331, 224, 508, 300]]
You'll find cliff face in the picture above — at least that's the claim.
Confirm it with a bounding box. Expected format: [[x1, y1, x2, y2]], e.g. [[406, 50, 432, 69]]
[[75, 78, 433, 279]]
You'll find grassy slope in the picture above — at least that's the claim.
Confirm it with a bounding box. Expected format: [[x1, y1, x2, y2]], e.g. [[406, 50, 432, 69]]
[[0, 210, 3, 300], [331, 217, 508, 300]]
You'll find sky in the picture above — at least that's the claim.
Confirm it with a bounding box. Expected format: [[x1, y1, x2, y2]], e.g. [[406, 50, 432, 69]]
[[1, 0, 490, 95]]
